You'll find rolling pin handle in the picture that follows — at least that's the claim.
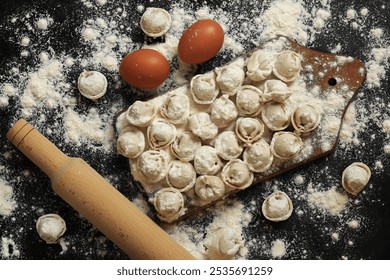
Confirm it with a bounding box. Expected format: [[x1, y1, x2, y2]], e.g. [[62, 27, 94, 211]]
[[6, 119, 195, 260]]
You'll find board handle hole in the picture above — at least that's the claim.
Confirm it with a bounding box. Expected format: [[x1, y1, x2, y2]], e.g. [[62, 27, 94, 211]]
[[328, 77, 337, 86]]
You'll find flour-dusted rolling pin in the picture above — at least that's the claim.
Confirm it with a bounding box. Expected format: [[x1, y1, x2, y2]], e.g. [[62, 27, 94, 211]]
[[6, 119, 195, 260]]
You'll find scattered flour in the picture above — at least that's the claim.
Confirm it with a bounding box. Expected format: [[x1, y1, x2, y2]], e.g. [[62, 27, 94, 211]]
[[59, 238, 69, 255], [8, 15, 128, 151], [346, 9, 357, 20], [0, 178, 17, 217], [20, 50, 29, 57], [1, 83, 18, 96], [307, 186, 349, 216], [36, 18, 52, 30], [271, 239, 286, 258], [165, 226, 205, 260], [383, 120, 390, 133], [347, 219, 360, 229], [360, 8, 369, 16], [375, 160, 383, 170], [165, 201, 251, 260], [313, 9, 331, 29], [20, 36, 30, 46], [136, 5, 145, 13], [365, 47, 390, 89], [1, 237, 20, 258], [258, 0, 310, 44], [63, 107, 115, 151], [338, 104, 361, 145], [0, 96, 9, 107], [370, 28, 384, 39], [294, 174, 305, 185], [132, 194, 153, 217], [96, 0, 107, 6], [203, 202, 251, 260]]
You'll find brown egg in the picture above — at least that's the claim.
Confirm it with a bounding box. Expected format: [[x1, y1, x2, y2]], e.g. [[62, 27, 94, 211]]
[[178, 19, 224, 64], [119, 49, 170, 89]]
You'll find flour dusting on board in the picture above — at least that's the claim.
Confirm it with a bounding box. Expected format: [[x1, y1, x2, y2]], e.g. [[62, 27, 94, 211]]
[[0, 0, 389, 260]]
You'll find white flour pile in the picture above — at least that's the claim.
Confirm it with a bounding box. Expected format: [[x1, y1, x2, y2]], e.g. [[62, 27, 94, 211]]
[[307, 186, 349, 216], [0, 0, 389, 260]]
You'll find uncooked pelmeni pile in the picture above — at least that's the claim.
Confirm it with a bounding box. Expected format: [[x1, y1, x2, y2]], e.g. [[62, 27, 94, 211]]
[[115, 36, 346, 223]]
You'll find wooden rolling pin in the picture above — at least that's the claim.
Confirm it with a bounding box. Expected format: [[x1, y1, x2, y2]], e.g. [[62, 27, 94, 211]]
[[6, 119, 195, 260]]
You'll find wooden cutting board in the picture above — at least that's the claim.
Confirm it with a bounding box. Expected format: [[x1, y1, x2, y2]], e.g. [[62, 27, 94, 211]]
[[246, 36, 367, 181], [117, 36, 366, 222]]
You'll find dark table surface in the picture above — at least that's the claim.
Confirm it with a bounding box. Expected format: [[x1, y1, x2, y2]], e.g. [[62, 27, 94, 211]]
[[0, 0, 389, 260]]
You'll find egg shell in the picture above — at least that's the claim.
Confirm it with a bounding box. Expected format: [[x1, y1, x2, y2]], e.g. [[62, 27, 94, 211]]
[[119, 49, 170, 89], [178, 19, 224, 64]]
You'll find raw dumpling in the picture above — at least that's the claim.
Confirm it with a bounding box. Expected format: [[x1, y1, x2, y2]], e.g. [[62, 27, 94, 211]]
[[190, 72, 220, 105], [166, 160, 196, 192], [221, 159, 253, 189], [261, 101, 291, 131], [194, 145, 223, 175], [205, 227, 242, 260], [273, 50, 301, 83], [270, 131, 302, 160], [246, 49, 273, 82], [170, 132, 201, 162], [341, 162, 371, 195], [140, 7, 171, 38], [262, 191, 293, 222], [214, 131, 243, 160], [243, 139, 273, 172], [134, 150, 169, 183], [291, 103, 321, 133], [116, 126, 145, 158], [235, 117, 264, 144], [188, 112, 219, 141], [210, 95, 238, 128], [235, 85, 263, 117], [160, 93, 190, 124], [126, 100, 157, 127], [153, 188, 184, 223], [215, 63, 245, 95], [36, 214, 67, 244], [195, 175, 225, 202], [147, 118, 176, 150], [77, 70, 108, 100], [263, 79, 292, 102]]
